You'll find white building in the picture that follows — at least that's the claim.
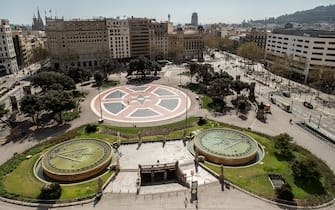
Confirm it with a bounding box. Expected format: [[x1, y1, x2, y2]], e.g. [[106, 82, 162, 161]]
[[106, 18, 130, 59], [265, 29, 335, 82], [0, 19, 18, 75]]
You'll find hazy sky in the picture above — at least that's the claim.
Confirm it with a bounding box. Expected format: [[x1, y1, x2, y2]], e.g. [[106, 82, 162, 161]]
[[1, 0, 334, 25]]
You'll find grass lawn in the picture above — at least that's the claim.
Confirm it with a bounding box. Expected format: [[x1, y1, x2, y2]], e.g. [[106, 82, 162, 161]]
[[3, 153, 114, 201], [204, 130, 334, 204], [3, 155, 43, 199], [60, 171, 113, 199], [101, 80, 119, 88], [201, 96, 213, 110]]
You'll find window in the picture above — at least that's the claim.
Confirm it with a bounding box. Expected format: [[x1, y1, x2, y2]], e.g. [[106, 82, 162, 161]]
[[314, 41, 325, 44], [326, 53, 335, 56], [325, 59, 335, 62], [312, 52, 323, 55], [311, 58, 322, 61], [313, 47, 324, 50]]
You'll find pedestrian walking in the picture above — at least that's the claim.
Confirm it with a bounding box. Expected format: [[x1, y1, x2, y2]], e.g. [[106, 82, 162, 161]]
[[184, 197, 188, 208]]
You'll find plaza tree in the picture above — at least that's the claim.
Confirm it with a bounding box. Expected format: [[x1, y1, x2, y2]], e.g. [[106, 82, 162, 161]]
[[19, 95, 44, 124], [276, 183, 294, 201], [65, 67, 92, 83], [0, 104, 10, 126], [273, 133, 294, 160], [195, 63, 215, 88], [291, 157, 321, 184], [308, 66, 335, 93], [43, 90, 76, 123], [30, 71, 76, 91], [94, 71, 104, 86], [232, 80, 250, 96], [128, 56, 161, 80], [237, 42, 264, 69], [208, 77, 231, 96], [189, 63, 201, 83]]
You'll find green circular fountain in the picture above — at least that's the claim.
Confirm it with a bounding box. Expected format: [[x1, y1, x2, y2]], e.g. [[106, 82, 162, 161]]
[[194, 128, 259, 166], [41, 138, 113, 182]]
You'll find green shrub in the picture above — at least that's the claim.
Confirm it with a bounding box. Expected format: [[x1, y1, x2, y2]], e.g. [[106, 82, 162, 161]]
[[39, 183, 61, 200], [85, 124, 98, 133], [291, 158, 321, 184], [198, 117, 207, 126], [276, 183, 294, 201]]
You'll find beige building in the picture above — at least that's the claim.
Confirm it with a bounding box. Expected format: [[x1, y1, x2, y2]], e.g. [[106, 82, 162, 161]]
[[128, 18, 151, 58], [150, 21, 168, 60], [12, 29, 46, 69], [46, 17, 205, 70], [46, 17, 109, 70], [106, 18, 130, 60], [168, 28, 204, 61]]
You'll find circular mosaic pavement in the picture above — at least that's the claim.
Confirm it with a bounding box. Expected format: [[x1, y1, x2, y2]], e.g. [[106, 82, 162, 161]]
[[90, 84, 191, 123]]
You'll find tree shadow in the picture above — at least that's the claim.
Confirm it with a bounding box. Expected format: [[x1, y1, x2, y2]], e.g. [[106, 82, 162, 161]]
[[238, 114, 248, 121], [274, 199, 298, 209], [294, 178, 325, 195], [2, 117, 70, 145], [274, 152, 295, 162]]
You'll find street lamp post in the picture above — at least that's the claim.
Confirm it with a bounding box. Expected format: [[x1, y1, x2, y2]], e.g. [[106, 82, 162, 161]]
[[98, 87, 104, 123], [317, 114, 322, 128]]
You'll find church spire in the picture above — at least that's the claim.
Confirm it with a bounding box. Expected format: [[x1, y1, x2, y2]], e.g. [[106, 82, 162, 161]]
[[32, 7, 44, 30]]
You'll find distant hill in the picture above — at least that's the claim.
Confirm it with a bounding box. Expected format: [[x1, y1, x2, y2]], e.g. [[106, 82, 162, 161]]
[[276, 5, 335, 23], [248, 4, 335, 24]]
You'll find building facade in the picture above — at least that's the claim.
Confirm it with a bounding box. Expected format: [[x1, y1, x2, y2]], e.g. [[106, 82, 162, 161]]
[[191, 12, 198, 26], [46, 17, 109, 70], [168, 28, 204, 61], [265, 29, 335, 82], [128, 18, 151, 58], [12, 29, 46, 69], [46, 17, 205, 70], [150, 21, 168, 60], [0, 19, 18, 75], [245, 28, 267, 50], [106, 18, 130, 60]]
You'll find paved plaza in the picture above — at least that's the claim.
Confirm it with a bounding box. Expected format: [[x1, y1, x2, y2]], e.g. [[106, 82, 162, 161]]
[[90, 84, 190, 123], [104, 141, 217, 195]]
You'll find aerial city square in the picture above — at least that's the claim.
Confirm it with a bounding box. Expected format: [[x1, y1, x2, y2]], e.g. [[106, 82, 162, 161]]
[[1, 0, 335, 209]]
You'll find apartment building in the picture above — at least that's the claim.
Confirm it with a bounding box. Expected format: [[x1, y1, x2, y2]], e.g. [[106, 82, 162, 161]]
[[106, 18, 130, 60], [245, 28, 267, 50], [265, 28, 335, 82], [168, 28, 204, 61], [128, 18, 151, 58], [46, 17, 205, 69], [46, 17, 109, 70], [0, 19, 18, 75], [150, 21, 168, 60]]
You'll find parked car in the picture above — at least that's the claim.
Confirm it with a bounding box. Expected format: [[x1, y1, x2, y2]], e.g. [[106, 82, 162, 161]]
[[303, 101, 313, 109], [283, 91, 290, 98]]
